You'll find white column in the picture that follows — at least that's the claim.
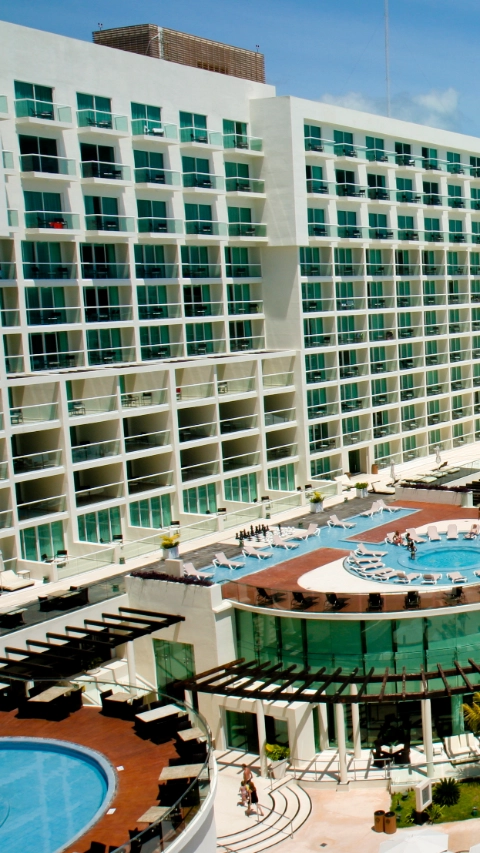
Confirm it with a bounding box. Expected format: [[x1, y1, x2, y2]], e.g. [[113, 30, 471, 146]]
[[350, 685, 362, 760], [421, 698, 434, 777], [256, 699, 268, 777], [317, 704, 329, 751], [335, 703, 348, 784], [126, 641, 137, 695]]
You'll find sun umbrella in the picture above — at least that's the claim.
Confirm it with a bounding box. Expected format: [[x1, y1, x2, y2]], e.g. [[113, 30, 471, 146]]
[[379, 828, 449, 853]]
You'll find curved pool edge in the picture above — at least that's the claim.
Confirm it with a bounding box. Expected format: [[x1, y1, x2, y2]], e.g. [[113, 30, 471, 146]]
[[0, 736, 117, 853]]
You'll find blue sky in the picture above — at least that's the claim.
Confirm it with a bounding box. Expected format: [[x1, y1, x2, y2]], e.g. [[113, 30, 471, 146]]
[[1, 0, 479, 135]]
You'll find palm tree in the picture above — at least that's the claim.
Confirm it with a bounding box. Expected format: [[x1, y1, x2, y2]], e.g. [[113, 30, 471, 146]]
[[463, 692, 480, 733]]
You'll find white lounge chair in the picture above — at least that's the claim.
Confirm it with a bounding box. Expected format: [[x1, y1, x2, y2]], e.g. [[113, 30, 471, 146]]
[[448, 571, 466, 583], [328, 515, 355, 529], [0, 570, 34, 592], [348, 552, 383, 565], [272, 535, 298, 550], [212, 552, 245, 570], [423, 573, 441, 584], [289, 523, 318, 540], [355, 543, 387, 558], [447, 524, 458, 540], [370, 568, 397, 580], [347, 557, 385, 571], [406, 529, 426, 544], [444, 734, 480, 760], [360, 502, 381, 518], [242, 544, 273, 559], [376, 499, 401, 513], [396, 570, 420, 583], [427, 525, 441, 542], [183, 562, 213, 579]]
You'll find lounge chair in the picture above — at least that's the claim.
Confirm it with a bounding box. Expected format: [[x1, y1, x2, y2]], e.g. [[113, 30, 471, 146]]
[[212, 552, 245, 570], [406, 529, 426, 544], [447, 524, 458, 540], [348, 552, 383, 565], [370, 481, 396, 495], [272, 535, 298, 550], [183, 562, 214, 579], [376, 499, 401, 513], [427, 525, 441, 542], [395, 571, 420, 583], [289, 523, 318, 540], [422, 573, 441, 584], [448, 571, 466, 583], [328, 515, 355, 529], [0, 570, 34, 592], [347, 557, 385, 571], [360, 502, 381, 518], [444, 734, 480, 760], [242, 544, 273, 559], [355, 543, 387, 558]]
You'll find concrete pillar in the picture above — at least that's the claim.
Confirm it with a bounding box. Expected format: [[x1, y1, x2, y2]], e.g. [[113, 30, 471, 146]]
[[421, 698, 434, 778], [256, 699, 268, 777], [335, 703, 348, 784], [350, 685, 362, 760], [317, 704, 329, 751], [126, 641, 137, 695]]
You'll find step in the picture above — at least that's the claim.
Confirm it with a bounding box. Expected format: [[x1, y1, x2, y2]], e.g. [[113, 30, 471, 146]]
[[217, 782, 311, 853]]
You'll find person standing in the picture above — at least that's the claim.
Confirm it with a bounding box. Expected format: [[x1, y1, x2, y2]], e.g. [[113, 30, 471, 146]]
[[246, 780, 264, 816], [241, 763, 253, 785]]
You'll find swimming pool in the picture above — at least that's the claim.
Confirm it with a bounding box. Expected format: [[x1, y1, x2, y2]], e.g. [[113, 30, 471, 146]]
[[414, 547, 480, 571], [0, 738, 115, 853]]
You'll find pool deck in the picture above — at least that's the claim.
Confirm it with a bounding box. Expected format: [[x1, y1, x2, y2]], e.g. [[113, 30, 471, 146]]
[[0, 706, 177, 853]]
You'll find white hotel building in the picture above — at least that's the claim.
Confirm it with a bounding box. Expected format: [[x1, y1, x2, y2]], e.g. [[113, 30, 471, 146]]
[[0, 19, 479, 578]]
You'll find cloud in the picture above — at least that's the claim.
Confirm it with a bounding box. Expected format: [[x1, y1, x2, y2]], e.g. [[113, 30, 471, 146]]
[[319, 87, 460, 131]]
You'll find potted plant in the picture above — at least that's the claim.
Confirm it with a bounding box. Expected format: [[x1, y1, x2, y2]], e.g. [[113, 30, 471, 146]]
[[355, 482, 369, 498], [265, 743, 290, 779], [161, 533, 180, 560], [308, 490, 324, 513]]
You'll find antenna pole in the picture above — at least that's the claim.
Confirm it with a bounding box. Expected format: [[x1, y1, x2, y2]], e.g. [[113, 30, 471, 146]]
[[384, 0, 391, 117]]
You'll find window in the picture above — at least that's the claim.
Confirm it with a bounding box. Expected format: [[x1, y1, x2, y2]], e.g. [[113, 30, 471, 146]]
[[367, 173, 388, 200], [134, 244, 167, 279], [183, 483, 217, 513], [19, 134, 58, 173], [422, 147, 438, 168], [154, 639, 195, 692], [14, 80, 53, 119], [86, 327, 123, 362], [80, 143, 116, 178], [184, 203, 213, 234], [84, 195, 119, 230], [182, 245, 210, 276], [369, 213, 388, 237], [225, 160, 250, 191], [268, 463, 295, 491], [449, 219, 464, 241], [179, 111, 207, 143], [471, 156, 480, 178], [366, 136, 386, 162], [395, 141, 413, 166], [307, 208, 326, 236], [140, 324, 170, 359], [130, 495, 171, 529], [335, 169, 356, 195], [448, 185, 464, 208], [224, 473, 257, 503], [131, 102, 161, 135], [133, 149, 165, 184], [182, 155, 210, 187], [229, 319, 252, 349], [223, 119, 248, 148], [334, 129, 354, 156], [22, 241, 63, 278], [424, 217, 441, 234], [447, 151, 463, 174], [398, 215, 414, 236], [337, 210, 358, 237], [20, 520, 64, 561], [306, 164, 326, 193], [24, 191, 63, 228], [374, 442, 390, 462], [77, 93, 112, 128], [186, 322, 214, 354], [396, 176, 416, 203], [304, 123, 322, 152], [300, 246, 321, 275], [80, 243, 118, 278], [137, 199, 167, 232], [26, 286, 65, 324], [78, 507, 121, 543]]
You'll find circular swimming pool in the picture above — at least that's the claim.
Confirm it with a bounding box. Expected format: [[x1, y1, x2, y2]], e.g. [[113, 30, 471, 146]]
[[0, 737, 115, 853], [415, 546, 480, 571]]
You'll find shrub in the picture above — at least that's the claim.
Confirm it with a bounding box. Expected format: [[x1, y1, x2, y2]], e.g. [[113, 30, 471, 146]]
[[433, 778, 460, 807], [265, 743, 290, 761], [308, 490, 324, 504], [130, 569, 212, 587], [161, 533, 180, 549], [426, 803, 444, 823], [355, 482, 369, 490]]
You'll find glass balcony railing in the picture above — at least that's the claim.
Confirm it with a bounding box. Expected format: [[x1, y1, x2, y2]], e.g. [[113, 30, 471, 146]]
[[341, 398, 365, 412], [402, 417, 425, 431], [310, 436, 340, 453], [81, 263, 129, 279], [308, 402, 338, 419], [20, 153, 75, 175], [121, 389, 167, 408], [138, 303, 181, 319], [1, 309, 19, 327], [374, 423, 399, 438], [423, 193, 444, 206], [15, 98, 72, 123], [131, 118, 178, 138], [339, 364, 368, 378], [77, 109, 128, 132], [85, 306, 132, 322], [75, 483, 124, 505], [422, 265, 444, 275], [134, 167, 180, 185], [230, 336, 265, 352], [228, 300, 263, 315], [396, 190, 421, 203], [308, 223, 330, 238], [88, 346, 135, 365], [2, 150, 13, 169], [306, 367, 337, 383], [185, 220, 228, 236], [423, 231, 445, 243], [396, 229, 420, 242], [427, 412, 449, 425], [5, 356, 25, 373], [68, 394, 118, 416], [367, 187, 390, 201], [141, 344, 182, 361], [0, 510, 13, 530], [343, 429, 371, 446], [336, 296, 365, 311], [225, 263, 261, 278], [303, 299, 334, 312], [179, 126, 222, 145], [396, 264, 420, 276], [304, 333, 333, 348], [71, 439, 121, 463], [220, 414, 258, 433], [24, 263, 76, 280], [223, 133, 262, 151], [135, 264, 178, 279], [0, 263, 15, 280], [336, 183, 365, 198], [137, 217, 182, 234], [228, 222, 267, 237], [184, 301, 223, 317], [25, 211, 80, 230], [217, 377, 256, 395], [17, 494, 66, 520], [10, 402, 59, 425], [179, 423, 217, 442], [337, 331, 365, 345], [182, 264, 221, 278], [372, 391, 398, 407], [13, 449, 62, 473], [183, 172, 225, 190], [426, 383, 448, 396], [186, 339, 226, 356], [423, 294, 445, 306], [266, 443, 298, 462], [177, 381, 215, 400], [128, 472, 174, 493], [85, 215, 134, 232], [81, 161, 130, 180], [306, 179, 331, 195], [223, 451, 261, 471], [448, 232, 467, 244], [371, 359, 397, 374], [124, 430, 170, 452], [400, 386, 424, 400], [226, 177, 265, 193], [264, 408, 296, 426], [27, 307, 80, 325], [31, 351, 83, 371], [0, 95, 7, 115], [263, 371, 294, 388], [448, 196, 467, 209]]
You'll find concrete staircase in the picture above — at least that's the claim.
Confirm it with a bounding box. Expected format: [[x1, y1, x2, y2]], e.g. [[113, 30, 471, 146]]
[[216, 778, 311, 853]]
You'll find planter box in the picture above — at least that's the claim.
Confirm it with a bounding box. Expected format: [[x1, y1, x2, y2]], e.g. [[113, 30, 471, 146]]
[[394, 486, 473, 507], [163, 546, 179, 559], [268, 759, 289, 780], [356, 488, 368, 499], [309, 502, 323, 513]]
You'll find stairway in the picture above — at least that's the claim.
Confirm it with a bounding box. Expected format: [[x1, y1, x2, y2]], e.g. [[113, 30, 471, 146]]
[[216, 778, 311, 853]]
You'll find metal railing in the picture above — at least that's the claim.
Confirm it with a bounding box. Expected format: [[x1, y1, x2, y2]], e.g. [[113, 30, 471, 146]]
[[81, 160, 130, 180], [131, 119, 178, 139], [77, 109, 128, 132], [72, 439, 121, 463], [134, 166, 180, 185], [15, 98, 72, 122], [69, 395, 118, 417], [20, 153, 75, 175]]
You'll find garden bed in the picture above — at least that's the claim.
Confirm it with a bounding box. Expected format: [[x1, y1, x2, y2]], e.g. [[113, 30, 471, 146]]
[[392, 780, 480, 826]]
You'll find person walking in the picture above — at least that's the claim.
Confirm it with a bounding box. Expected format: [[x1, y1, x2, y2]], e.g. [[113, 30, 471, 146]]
[[241, 763, 253, 785], [246, 780, 264, 816]]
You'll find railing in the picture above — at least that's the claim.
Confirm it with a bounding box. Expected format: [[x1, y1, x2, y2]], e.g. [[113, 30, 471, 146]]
[[85, 306, 132, 323], [134, 166, 180, 186], [81, 263, 129, 279], [181, 461, 220, 481], [306, 367, 337, 383], [13, 449, 62, 473], [228, 222, 267, 237], [182, 264, 221, 278], [184, 301, 223, 317], [15, 98, 72, 123], [300, 263, 332, 277], [336, 297, 365, 311], [86, 215, 134, 232], [23, 263, 77, 280], [308, 223, 330, 237], [225, 264, 262, 278], [304, 333, 333, 348], [88, 346, 135, 365], [230, 336, 265, 352], [25, 211, 80, 230], [220, 414, 258, 433], [128, 471, 173, 493], [223, 451, 261, 471], [1, 309, 19, 327], [69, 394, 118, 417], [185, 220, 228, 236], [138, 303, 181, 319], [339, 364, 369, 378], [131, 119, 178, 139], [124, 431, 170, 452], [0, 263, 16, 280], [226, 177, 265, 193], [0, 510, 12, 529], [179, 423, 217, 441], [265, 408, 296, 426], [423, 294, 445, 305], [310, 436, 340, 452], [75, 482, 124, 505], [223, 132, 262, 151], [81, 160, 130, 180], [17, 494, 66, 520], [303, 299, 334, 313], [343, 429, 371, 446], [122, 389, 167, 408], [72, 439, 121, 463], [372, 392, 398, 407], [20, 153, 75, 175], [142, 343, 182, 361], [217, 377, 256, 394], [135, 264, 179, 280], [177, 382, 215, 400], [186, 339, 226, 356], [228, 300, 263, 315], [374, 424, 398, 440], [5, 356, 25, 374], [77, 109, 128, 132], [335, 264, 364, 277], [27, 307, 80, 325], [338, 331, 365, 345], [179, 126, 222, 145], [371, 359, 397, 374], [137, 217, 183, 234], [266, 443, 298, 461], [31, 352, 84, 371], [306, 179, 332, 194], [183, 171, 225, 190], [10, 402, 59, 425]]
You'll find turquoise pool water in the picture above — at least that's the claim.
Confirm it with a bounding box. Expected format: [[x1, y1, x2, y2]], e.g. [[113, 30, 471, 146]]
[[415, 547, 480, 571], [0, 738, 115, 853]]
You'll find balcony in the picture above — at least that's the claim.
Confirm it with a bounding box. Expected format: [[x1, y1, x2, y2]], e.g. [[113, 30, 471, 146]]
[[229, 222, 267, 238], [263, 371, 294, 389], [337, 331, 365, 345], [75, 482, 124, 506], [368, 297, 394, 309], [138, 303, 181, 319], [185, 220, 227, 236], [69, 394, 117, 417], [264, 408, 296, 426], [127, 471, 173, 493], [310, 436, 340, 452], [228, 300, 263, 315], [5, 356, 25, 374], [15, 98, 72, 123], [20, 154, 75, 176], [27, 308, 81, 326], [336, 183, 365, 198], [423, 193, 443, 206], [77, 109, 128, 132], [85, 306, 132, 323], [449, 233, 467, 244], [121, 389, 167, 408], [13, 449, 62, 474], [400, 387, 423, 401], [374, 423, 399, 438], [369, 229, 394, 241], [427, 383, 448, 396], [427, 413, 449, 425], [180, 127, 222, 146], [184, 301, 223, 317], [134, 167, 180, 186], [396, 190, 421, 203], [131, 119, 177, 139], [423, 294, 445, 306], [266, 443, 297, 462], [395, 154, 416, 167], [308, 223, 330, 238], [1, 309, 19, 327], [135, 264, 178, 280], [81, 263, 129, 280], [306, 367, 337, 383], [402, 417, 425, 432], [396, 264, 420, 276], [422, 265, 444, 275], [226, 177, 265, 194], [81, 161, 130, 181], [397, 229, 419, 242], [230, 336, 264, 352], [181, 461, 220, 481], [336, 226, 364, 239], [308, 403, 338, 419], [371, 359, 397, 374], [11, 402, 59, 425], [31, 352, 83, 371], [24, 263, 76, 280], [424, 324, 446, 337], [306, 180, 331, 195], [449, 197, 466, 209], [0, 263, 16, 280], [18, 495, 66, 520], [343, 429, 371, 446], [300, 263, 331, 277], [372, 392, 398, 407], [24, 211, 80, 231], [334, 143, 357, 158], [137, 217, 182, 235], [336, 297, 364, 311], [335, 264, 364, 276], [223, 133, 262, 152], [225, 264, 261, 278], [183, 172, 224, 190], [426, 353, 446, 365], [179, 423, 217, 442], [398, 326, 415, 338], [218, 377, 256, 394], [182, 264, 221, 278], [340, 364, 368, 378], [450, 349, 470, 362], [341, 398, 364, 412], [124, 430, 170, 452], [453, 407, 471, 420], [220, 415, 258, 433], [88, 347, 135, 365], [424, 231, 444, 243], [186, 339, 226, 356], [85, 215, 134, 233], [368, 187, 390, 201], [303, 299, 334, 313], [369, 329, 395, 342], [223, 451, 261, 471], [304, 333, 332, 348]]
